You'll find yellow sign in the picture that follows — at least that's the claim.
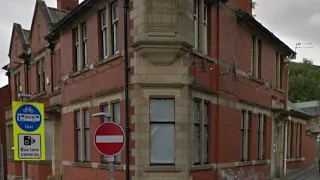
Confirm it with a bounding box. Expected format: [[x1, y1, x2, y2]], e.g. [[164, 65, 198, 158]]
[[12, 101, 46, 161]]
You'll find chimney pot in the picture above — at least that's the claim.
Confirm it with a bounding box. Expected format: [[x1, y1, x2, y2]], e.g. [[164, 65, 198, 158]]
[[57, 0, 79, 12]]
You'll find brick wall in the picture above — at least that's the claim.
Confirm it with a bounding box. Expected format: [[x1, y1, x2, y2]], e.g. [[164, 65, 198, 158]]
[[0, 85, 10, 179]]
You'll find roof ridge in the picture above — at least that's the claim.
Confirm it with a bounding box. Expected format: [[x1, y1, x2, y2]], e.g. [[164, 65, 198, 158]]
[[47, 6, 68, 13]]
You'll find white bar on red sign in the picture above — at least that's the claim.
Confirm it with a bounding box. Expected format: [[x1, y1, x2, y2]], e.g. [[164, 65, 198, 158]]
[[96, 135, 124, 143]]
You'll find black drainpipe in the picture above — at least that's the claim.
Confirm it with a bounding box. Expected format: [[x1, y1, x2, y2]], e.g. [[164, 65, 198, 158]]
[[5, 70, 11, 104], [47, 41, 56, 92], [123, 0, 130, 180], [24, 55, 30, 94]]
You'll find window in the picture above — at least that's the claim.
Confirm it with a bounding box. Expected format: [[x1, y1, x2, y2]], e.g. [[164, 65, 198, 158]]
[[246, 111, 252, 160], [257, 114, 261, 159], [74, 28, 79, 71], [101, 10, 108, 58], [37, 59, 45, 93], [203, 102, 210, 163], [193, 0, 208, 53], [296, 123, 302, 158], [286, 122, 292, 158], [75, 109, 90, 162], [112, 2, 119, 54], [42, 59, 46, 92], [101, 104, 109, 123], [193, 100, 210, 164], [241, 110, 252, 161], [7, 125, 13, 159], [100, 3, 119, 59], [252, 36, 261, 78], [15, 72, 21, 100], [75, 111, 81, 161], [262, 115, 267, 160], [101, 104, 110, 163], [112, 102, 121, 163], [150, 98, 175, 165], [258, 115, 266, 160], [194, 101, 201, 164], [240, 111, 245, 161], [84, 109, 90, 161], [82, 23, 88, 68], [203, 4, 208, 54]]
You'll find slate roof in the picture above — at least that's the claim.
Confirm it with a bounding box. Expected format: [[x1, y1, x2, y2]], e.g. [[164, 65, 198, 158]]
[[47, 7, 68, 23], [294, 101, 320, 109], [22, 29, 30, 44]]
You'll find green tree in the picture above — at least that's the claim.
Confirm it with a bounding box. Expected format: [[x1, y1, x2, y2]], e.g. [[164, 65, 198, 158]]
[[289, 58, 320, 102]]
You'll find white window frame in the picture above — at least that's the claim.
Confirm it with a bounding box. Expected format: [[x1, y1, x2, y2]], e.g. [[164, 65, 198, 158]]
[[149, 98, 175, 165], [193, 99, 210, 165], [74, 28, 80, 71], [82, 23, 88, 68], [241, 110, 252, 161], [101, 10, 108, 59], [194, 100, 201, 164], [112, 2, 119, 54], [193, 0, 199, 51], [257, 114, 266, 160], [193, 0, 208, 54], [75, 108, 90, 162], [203, 4, 208, 55]]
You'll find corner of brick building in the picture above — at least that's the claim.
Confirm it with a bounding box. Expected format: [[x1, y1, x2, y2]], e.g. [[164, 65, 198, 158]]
[[0, 85, 10, 179]]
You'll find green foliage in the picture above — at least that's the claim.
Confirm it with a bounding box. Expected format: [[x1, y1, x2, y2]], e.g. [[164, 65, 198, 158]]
[[289, 58, 320, 103]]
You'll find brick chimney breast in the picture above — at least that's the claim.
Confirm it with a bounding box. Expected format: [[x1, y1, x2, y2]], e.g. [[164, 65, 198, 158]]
[[57, 0, 79, 12]]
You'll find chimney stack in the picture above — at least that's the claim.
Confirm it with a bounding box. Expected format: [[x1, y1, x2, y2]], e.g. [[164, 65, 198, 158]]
[[57, 0, 79, 12], [237, 0, 253, 15]]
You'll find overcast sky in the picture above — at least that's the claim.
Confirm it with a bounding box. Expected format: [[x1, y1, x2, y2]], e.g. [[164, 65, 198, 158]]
[[0, 0, 319, 88]]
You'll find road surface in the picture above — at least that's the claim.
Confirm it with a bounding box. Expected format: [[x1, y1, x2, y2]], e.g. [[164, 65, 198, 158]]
[[305, 171, 320, 180]]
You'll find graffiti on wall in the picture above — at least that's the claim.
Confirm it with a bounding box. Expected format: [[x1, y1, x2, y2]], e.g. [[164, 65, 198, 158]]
[[219, 167, 269, 180]]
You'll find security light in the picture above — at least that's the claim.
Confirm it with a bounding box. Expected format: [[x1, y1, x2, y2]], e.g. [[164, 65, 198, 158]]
[[92, 112, 110, 118]]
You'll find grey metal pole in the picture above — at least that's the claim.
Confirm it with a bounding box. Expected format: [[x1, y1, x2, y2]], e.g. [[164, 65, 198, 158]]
[[22, 161, 26, 180], [19, 95, 26, 180], [109, 157, 115, 180]]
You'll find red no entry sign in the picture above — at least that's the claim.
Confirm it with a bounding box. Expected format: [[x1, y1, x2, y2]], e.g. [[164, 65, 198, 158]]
[[94, 122, 125, 156]]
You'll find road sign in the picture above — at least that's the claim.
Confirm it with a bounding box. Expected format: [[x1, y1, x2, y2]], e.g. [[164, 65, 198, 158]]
[[94, 122, 125, 156], [12, 101, 46, 160]]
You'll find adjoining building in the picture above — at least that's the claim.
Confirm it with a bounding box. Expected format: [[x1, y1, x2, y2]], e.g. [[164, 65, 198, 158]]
[[2, 0, 317, 180]]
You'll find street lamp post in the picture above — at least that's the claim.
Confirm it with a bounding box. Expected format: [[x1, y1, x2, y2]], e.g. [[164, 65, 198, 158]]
[[92, 112, 115, 180]]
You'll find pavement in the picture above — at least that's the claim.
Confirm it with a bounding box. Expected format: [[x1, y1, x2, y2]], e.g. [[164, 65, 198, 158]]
[[281, 163, 320, 180]]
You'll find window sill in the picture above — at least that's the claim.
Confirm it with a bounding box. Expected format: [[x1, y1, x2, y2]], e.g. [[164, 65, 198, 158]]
[[94, 53, 121, 68], [98, 163, 122, 170], [73, 161, 92, 168], [191, 164, 213, 171], [143, 166, 181, 172], [286, 157, 305, 163], [236, 160, 268, 167], [69, 67, 90, 78]]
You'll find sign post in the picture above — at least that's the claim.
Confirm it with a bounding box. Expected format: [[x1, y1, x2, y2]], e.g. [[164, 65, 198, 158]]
[[94, 122, 125, 180], [12, 101, 46, 180]]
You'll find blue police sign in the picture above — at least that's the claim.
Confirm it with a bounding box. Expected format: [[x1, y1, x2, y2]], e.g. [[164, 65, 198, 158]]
[[15, 104, 42, 132]]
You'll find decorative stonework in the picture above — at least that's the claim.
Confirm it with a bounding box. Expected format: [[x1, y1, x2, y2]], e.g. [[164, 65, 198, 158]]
[[146, 0, 178, 32]]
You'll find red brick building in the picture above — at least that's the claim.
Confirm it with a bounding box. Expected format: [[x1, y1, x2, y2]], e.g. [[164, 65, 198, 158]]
[[2, 0, 317, 180], [0, 85, 10, 180]]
